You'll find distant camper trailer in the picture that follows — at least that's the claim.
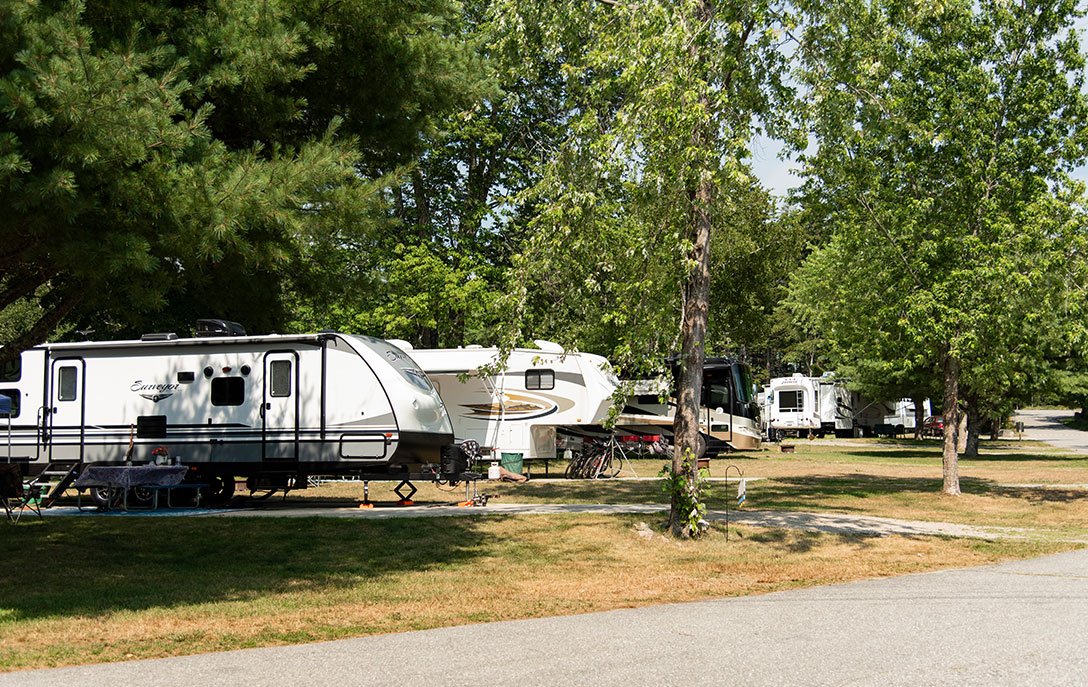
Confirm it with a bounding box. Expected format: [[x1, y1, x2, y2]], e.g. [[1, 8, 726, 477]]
[[0, 329, 459, 504], [404, 341, 617, 462], [883, 398, 932, 431], [767, 373, 854, 439]]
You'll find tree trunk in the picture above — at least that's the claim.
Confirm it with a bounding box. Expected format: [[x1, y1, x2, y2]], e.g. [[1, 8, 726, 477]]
[[956, 406, 968, 453], [940, 350, 961, 495], [989, 415, 1000, 441], [669, 0, 714, 538], [964, 393, 980, 458], [912, 394, 924, 441], [411, 168, 431, 238], [669, 183, 712, 537]]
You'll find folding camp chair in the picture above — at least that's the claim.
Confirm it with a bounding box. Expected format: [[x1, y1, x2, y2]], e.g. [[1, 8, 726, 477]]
[[0, 463, 42, 523]]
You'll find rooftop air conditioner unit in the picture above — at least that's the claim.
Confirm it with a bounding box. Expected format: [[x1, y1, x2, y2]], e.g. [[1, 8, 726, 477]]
[[195, 319, 247, 337]]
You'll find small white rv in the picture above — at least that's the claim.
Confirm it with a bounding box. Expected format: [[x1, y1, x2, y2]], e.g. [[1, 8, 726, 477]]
[[883, 398, 932, 430], [766, 373, 854, 438], [617, 357, 762, 453], [0, 323, 459, 504], [404, 341, 618, 463]]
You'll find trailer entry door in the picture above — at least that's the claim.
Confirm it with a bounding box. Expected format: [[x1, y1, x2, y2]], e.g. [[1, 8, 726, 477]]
[[262, 351, 299, 460], [49, 358, 86, 460]]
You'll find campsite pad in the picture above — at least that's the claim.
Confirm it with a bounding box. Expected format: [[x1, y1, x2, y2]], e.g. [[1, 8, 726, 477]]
[[39, 506, 248, 518]]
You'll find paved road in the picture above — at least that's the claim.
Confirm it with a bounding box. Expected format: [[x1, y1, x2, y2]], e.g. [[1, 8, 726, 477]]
[[1014, 409, 1088, 454], [6, 548, 1087, 686]]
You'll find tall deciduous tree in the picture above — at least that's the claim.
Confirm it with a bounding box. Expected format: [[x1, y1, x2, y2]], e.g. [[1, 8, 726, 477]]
[[498, 0, 787, 535], [790, 0, 1088, 493]]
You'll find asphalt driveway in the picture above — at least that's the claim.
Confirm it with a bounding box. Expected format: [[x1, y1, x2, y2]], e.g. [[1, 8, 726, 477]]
[[1014, 409, 1088, 454]]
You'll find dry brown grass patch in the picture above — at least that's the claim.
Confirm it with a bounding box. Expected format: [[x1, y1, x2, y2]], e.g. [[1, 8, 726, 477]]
[[0, 514, 1074, 671]]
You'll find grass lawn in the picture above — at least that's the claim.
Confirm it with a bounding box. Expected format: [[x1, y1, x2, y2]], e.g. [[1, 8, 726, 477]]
[[1060, 415, 1088, 432], [0, 515, 1073, 671], [4, 437, 1086, 672], [296, 438, 1088, 537]]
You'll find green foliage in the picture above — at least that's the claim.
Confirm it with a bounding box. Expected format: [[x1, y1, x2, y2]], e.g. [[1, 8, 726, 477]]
[[787, 0, 1088, 419], [0, 0, 484, 354], [659, 449, 710, 538], [492, 0, 789, 375]]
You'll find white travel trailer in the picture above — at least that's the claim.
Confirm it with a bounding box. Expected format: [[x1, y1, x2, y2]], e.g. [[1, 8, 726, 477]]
[[404, 341, 618, 464], [767, 373, 854, 438], [0, 322, 459, 504], [618, 357, 763, 453], [883, 398, 932, 430]]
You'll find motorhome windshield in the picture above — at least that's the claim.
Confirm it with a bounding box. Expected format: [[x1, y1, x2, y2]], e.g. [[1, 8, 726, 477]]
[[702, 368, 734, 410], [732, 364, 754, 404]]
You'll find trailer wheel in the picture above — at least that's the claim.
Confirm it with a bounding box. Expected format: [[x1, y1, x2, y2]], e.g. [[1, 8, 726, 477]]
[[127, 486, 155, 508], [90, 486, 122, 509], [200, 475, 235, 505]]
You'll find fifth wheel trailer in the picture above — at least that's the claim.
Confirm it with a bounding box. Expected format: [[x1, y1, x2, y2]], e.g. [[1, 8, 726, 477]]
[[0, 328, 462, 504], [766, 373, 854, 439], [403, 340, 618, 463]]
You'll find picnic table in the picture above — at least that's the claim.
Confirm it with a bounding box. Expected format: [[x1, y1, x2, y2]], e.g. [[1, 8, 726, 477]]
[[74, 465, 191, 510]]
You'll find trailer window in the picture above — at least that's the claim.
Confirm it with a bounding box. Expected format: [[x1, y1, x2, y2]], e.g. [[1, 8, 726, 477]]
[[778, 390, 803, 412], [211, 377, 245, 406], [525, 369, 554, 390], [0, 389, 19, 418], [58, 366, 77, 401], [270, 360, 292, 398]]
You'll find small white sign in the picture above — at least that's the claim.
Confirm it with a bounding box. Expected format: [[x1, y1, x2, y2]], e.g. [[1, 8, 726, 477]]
[[737, 479, 747, 507]]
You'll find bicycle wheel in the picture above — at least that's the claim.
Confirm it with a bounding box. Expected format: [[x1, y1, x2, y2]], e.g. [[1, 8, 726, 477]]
[[604, 448, 623, 478]]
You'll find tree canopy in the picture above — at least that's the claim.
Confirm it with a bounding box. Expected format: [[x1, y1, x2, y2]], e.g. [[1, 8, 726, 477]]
[[0, 0, 484, 359], [789, 0, 1088, 492]]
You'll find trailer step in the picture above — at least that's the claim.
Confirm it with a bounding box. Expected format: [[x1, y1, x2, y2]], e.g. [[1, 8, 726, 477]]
[[32, 460, 83, 507]]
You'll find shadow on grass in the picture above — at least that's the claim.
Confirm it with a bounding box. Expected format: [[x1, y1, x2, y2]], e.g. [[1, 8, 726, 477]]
[[481, 479, 664, 504], [745, 473, 1088, 513], [1059, 416, 1088, 432], [0, 515, 508, 622], [737, 526, 887, 553], [847, 448, 1088, 464]]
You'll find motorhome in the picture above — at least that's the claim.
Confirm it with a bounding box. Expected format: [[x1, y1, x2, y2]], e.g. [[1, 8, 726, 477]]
[[618, 357, 762, 454], [404, 341, 617, 463], [0, 322, 460, 504], [766, 373, 854, 439]]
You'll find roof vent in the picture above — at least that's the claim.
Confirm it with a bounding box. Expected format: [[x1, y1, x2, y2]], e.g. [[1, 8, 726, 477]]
[[195, 319, 246, 337], [533, 339, 564, 353], [141, 332, 178, 342]]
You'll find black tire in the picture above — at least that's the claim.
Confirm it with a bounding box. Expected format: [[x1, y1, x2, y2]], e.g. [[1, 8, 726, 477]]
[[564, 455, 579, 479], [127, 486, 156, 508], [605, 450, 623, 478], [200, 474, 236, 506], [90, 485, 122, 509]]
